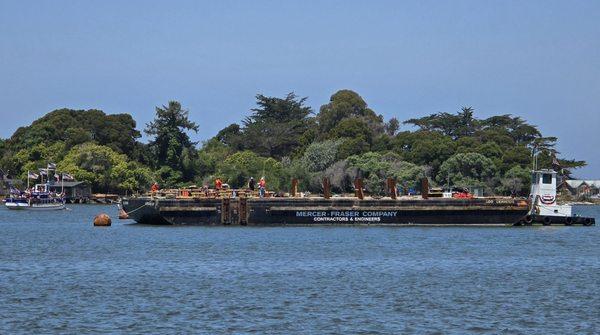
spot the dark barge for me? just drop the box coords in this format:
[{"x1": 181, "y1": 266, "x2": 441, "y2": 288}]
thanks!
[
  {"x1": 121, "y1": 171, "x2": 596, "y2": 227},
  {"x1": 121, "y1": 196, "x2": 537, "y2": 226}
]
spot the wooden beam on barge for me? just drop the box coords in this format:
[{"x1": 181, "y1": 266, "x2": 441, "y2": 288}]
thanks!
[
  {"x1": 354, "y1": 178, "x2": 364, "y2": 200},
  {"x1": 323, "y1": 177, "x2": 331, "y2": 199},
  {"x1": 387, "y1": 177, "x2": 397, "y2": 199},
  {"x1": 291, "y1": 178, "x2": 299, "y2": 197}
]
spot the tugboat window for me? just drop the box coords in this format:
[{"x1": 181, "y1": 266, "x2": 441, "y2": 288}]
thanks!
[{"x1": 542, "y1": 174, "x2": 552, "y2": 184}]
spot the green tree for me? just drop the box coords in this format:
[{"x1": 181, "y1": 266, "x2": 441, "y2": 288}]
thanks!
[
  {"x1": 112, "y1": 161, "x2": 153, "y2": 193},
  {"x1": 145, "y1": 101, "x2": 199, "y2": 181},
  {"x1": 385, "y1": 117, "x2": 400, "y2": 136},
  {"x1": 214, "y1": 123, "x2": 243, "y2": 150},
  {"x1": 437, "y1": 153, "x2": 497, "y2": 188},
  {"x1": 392, "y1": 131, "x2": 456, "y2": 176},
  {"x1": 346, "y1": 152, "x2": 427, "y2": 195},
  {"x1": 155, "y1": 166, "x2": 184, "y2": 189},
  {"x1": 300, "y1": 139, "x2": 344, "y2": 172},
  {"x1": 317, "y1": 90, "x2": 384, "y2": 138},
  {"x1": 496, "y1": 165, "x2": 531, "y2": 196},
  {"x1": 217, "y1": 151, "x2": 285, "y2": 190},
  {"x1": 5, "y1": 109, "x2": 141, "y2": 154},
  {"x1": 404, "y1": 107, "x2": 477, "y2": 140},
  {"x1": 241, "y1": 93, "x2": 313, "y2": 158},
  {"x1": 330, "y1": 118, "x2": 374, "y2": 158},
  {"x1": 9, "y1": 142, "x2": 67, "y2": 180},
  {"x1": 58, "y1": 143, "x2": 151, "y2": 192}
]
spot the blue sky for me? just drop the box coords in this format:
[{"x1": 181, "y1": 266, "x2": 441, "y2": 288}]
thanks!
[{"x1": 1, "y1": 0, "x2": 598, "y2": 177}]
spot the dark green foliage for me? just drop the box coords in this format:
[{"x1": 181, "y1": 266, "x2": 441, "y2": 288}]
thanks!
[
  {"x1": 437, "y1": 152, "x2": 498, "y2": 188},
  {"x1": 214, "y1": 123, "x2": 243, "y2": 150},
  {"x1": 217, "y1": 151, "x2": 285, "y2": 190},
  {"x1": 241, "y1": 93, "x2": 313, "y2": 159},
  {"x1": 144, "y1": 101, "x2": 200, "y2": 184},
  {"x1": 317, "y1": 90, "x2": 384, "y2": 137},
  {"x1": 390, "y1": 131, "x2": 455, "y2": 176},
  {"x1": 155, "y1": 166, "x2": 184, "y2": 189},
  {"x1": 59, "y1": 143, "x2": 151, "y2": 193},
  {"x1": 385, "y1": 117, "x2": 400, "y2": 136},
  {"x1": 6, "y1": 108, "x2": 141, "y2": 154},
  {"x1": 497, "y1": 165, "x2": 531, "y2": 196},
  {"x1": 405, "y1": 106, "x2": 477, "y2": 140},
  {"x1": 300, "y1": 140, "x2": 343, "y2": 173},
  {"x1": 347, "y1": 152, "x2": 427, "y2": 194},
  {"x1": 0, "y1": 90, "x2": 587, "y2": 196},
  {"x1": 0, "y1": 108, "x2": 147, "y2": 187}
]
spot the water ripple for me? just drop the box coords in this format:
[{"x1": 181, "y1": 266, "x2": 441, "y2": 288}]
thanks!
[{"x1": 0, "y1": 205, "x2": 599, "y2": 334}]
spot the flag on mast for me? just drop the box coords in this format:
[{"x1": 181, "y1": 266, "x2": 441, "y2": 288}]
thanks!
[
  {"x1": 28, "y1": 171, "x2": 39, "y2": 179},
  {"x1": 47, "y1": 163, "x2": 56, "y2": 170},
  {"x1": 62, "y1": 173, "x2": 74, "y2": 181}
]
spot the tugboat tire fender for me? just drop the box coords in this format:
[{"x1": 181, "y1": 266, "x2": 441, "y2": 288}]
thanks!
[
  {"x1": 564, "y1": 216, "x2": 573, "y2": 225},
  {"x1": 543, "y1": 216, "x2": 551, "y2": 225},
  {"x1": 583, "y1": 218, "x2": 592, "y2": 226},
  {"x1": 524, "y1": 215, "x2": 533, "y2": 224}
]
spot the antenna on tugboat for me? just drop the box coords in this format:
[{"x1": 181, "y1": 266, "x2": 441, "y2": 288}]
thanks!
[{"x1": 531, "y1": 146, "x2": 540, "y2": 171}]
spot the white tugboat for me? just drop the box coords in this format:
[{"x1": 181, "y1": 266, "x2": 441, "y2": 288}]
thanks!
[{"x1": 525, "y1": 169, "x2": 594, "y2": 225}]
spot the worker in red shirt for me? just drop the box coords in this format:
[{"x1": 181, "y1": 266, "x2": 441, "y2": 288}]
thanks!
[{"x1": 215, "y1": 178, "x2": 223, "y2": 190}]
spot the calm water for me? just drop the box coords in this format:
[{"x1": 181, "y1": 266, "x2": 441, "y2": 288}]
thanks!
[{"x1": 1, "y1": 205, "x2": 599, "y2": 334}]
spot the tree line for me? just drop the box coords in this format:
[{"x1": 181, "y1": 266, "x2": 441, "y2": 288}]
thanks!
[{"x1": 0, "y1": 90, "x2": 585, "y2": 195}]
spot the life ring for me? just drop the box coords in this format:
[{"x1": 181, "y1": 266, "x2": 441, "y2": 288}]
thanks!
[{"x1": 543, "y1": 216, "x2": 552, "y2": 225}]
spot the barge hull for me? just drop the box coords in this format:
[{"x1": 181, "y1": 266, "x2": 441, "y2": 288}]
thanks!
[{"x1": 121, "y1": 197, "x2": 532, "y2": 226}]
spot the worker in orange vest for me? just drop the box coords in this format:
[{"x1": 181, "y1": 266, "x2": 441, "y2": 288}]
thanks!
[{"x1": 151, "y1": 182, "x2": 159, "y2": 195}]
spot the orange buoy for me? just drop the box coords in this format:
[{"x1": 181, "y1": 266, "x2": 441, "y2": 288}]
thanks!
[
  {"x1": 118, "y1": 208, "x2": 129, "y2": 219},
  {"x1": 94, "y1": 213, "x2": 112, "y2": 226}
]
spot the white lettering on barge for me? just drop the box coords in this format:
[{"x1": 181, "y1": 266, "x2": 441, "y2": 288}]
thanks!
[{"x1": 294, "y1": 210, "x2": 398, "y2": 222}]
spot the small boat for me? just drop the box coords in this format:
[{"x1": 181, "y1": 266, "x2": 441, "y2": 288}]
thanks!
[{"x1": 4, "y1": 183, "x2": 66, "y2": 211}]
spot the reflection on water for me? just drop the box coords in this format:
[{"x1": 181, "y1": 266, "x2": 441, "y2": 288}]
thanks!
[{"x1": 1, "y1": 205, "x2": 599, "y2": 334}]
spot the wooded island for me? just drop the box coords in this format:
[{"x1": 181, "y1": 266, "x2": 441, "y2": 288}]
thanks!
[{"x1": 0, "y1": 90, "x2": 585, "y2": 196}]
